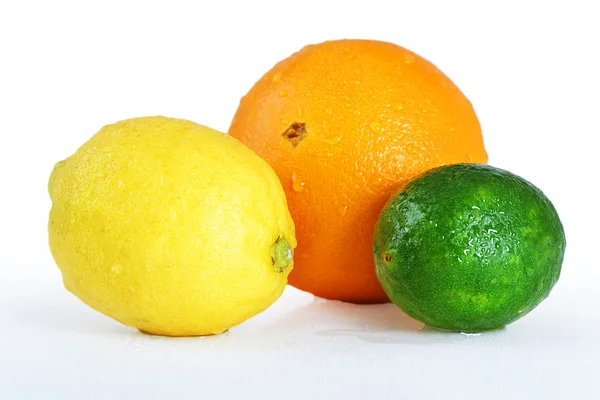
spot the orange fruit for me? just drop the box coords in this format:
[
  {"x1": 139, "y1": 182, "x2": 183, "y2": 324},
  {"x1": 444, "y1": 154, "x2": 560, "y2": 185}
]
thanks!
[{"x1": 229, "y1": 39, "x2": 487, "y2": 303}]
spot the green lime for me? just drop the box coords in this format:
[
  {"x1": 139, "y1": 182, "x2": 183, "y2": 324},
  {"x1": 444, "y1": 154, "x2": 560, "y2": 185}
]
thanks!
[{"x1": 373, "y1": 164, "x2": 565, "y2": 332}]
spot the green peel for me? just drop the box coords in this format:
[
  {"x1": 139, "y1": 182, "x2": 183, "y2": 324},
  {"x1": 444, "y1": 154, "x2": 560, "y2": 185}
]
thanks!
[{"x1": 271, "y1": 237, "x2": 293, "y2": 273}]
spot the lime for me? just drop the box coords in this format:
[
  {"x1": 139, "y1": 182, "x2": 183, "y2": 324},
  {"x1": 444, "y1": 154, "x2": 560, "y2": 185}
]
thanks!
[{"x1": 373, "y1": 164, "x2": 565, "y2": 332}]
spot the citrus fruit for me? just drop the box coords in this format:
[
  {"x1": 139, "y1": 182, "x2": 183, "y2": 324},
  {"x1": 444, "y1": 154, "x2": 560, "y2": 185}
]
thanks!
[
  {"x1": 48, "y1": 116, "x2": 296, "y2": 336},
  {"x1": 229, "y1": 39, "x2": 488, "y2": 303},
  {"x1": 373, "y1": 164, "x2": 566, "y2": 332}
]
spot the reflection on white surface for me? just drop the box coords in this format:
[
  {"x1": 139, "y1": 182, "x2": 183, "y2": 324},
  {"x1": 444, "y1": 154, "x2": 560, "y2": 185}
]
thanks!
[
  {"x1": 1, "y1": 267, "x2": 599, "y2": 399},
  {"x1": 315, "y1": 328, "x2": 485, "y2": 345}
]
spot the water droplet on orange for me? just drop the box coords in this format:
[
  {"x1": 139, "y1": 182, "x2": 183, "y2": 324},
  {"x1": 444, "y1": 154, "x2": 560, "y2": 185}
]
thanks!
[
  {"x1": 323, "y1": 135, "x2": 342, "y2": 145},
  {"x1": 369, "y1": 121, "x2": 383, "y2": 134},
  {"x1": 291, "y1": 171, "x2": 305, "y2": 192},
  {"x1": 272, "y1": 72, "x2": 282, "y2": 83}
]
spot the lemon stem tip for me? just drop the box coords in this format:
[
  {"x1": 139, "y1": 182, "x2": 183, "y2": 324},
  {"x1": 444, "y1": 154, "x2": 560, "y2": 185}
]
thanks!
[{"x1": 271, "y1": 237, "x2": 293, "y2": 272}]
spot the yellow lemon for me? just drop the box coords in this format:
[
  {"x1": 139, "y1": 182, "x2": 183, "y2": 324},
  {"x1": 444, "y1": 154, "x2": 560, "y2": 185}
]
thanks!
[{"x1": 48, "y1": 116, "x2": 296, "y2": 336}]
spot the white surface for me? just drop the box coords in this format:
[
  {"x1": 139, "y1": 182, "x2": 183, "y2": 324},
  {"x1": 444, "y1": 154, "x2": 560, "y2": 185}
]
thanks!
[
  {"x1": 2, "y1": 266, "x2": 599, "y2": 399},
  {"x1": 1, "y1": 1, "x2": 599, "y2": 399}
]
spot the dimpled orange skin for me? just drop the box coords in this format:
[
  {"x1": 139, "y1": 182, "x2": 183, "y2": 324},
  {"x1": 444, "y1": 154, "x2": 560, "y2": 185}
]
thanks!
[{"x1": 229, "y1": 39, "x2": 487, "y2": 303}]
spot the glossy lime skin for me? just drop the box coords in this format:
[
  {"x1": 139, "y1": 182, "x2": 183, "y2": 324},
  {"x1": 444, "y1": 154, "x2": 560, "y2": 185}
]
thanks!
[{"x1": 373, "y1": 164, "x2": 566, "y2": 332}]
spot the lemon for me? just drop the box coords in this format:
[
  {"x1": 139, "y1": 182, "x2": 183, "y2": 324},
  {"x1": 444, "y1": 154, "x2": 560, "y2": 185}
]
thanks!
[{"x1": 48, "y1": 116, "x2": 296, "y2": 336}]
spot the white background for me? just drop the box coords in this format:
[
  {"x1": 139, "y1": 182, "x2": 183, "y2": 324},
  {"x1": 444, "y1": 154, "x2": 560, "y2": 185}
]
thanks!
[{"x1": 1, "y1": 1, "x2": 598, "y2": 399}]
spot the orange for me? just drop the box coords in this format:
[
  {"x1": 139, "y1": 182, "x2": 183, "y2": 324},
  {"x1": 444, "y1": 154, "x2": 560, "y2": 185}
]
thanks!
[{"x1": 229, "y1": 39, "x2": 487, "y2": 303}]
